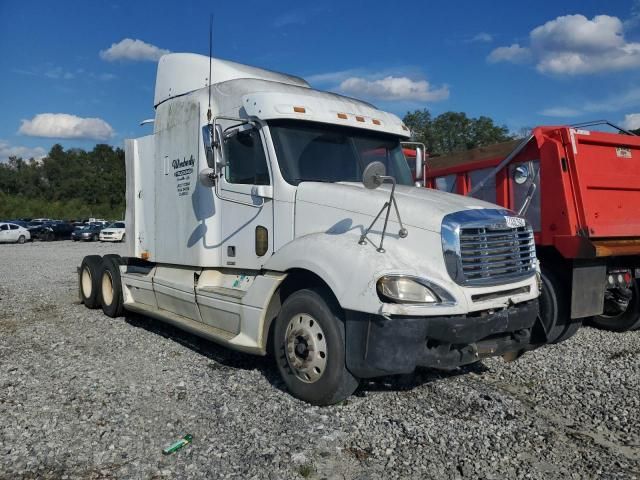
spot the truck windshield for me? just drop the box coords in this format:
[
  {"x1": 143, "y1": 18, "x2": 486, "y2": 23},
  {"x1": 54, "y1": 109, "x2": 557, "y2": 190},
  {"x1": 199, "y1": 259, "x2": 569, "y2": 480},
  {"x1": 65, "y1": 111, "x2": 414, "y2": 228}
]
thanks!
[{"x1": 268, "y1": 120, "x2": 413, "y2": 186}]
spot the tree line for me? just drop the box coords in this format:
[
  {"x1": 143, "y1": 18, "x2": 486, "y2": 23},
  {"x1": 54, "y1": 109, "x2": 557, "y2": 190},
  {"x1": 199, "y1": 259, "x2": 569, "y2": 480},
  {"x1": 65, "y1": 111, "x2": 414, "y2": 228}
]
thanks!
[
  {"x1": 0, "y1": 144, "x2": 125, "y2": 220},
  {"x1": 402, "y1": 109, "x2": 513, "y2": 156}
]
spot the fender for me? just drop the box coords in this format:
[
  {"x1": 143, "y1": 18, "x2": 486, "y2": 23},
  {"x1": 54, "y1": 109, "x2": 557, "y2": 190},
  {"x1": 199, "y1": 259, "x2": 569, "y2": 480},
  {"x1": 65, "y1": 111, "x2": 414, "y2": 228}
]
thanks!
[{"x1": 264, "y1": 231, "x2": 448, "y2": 314}]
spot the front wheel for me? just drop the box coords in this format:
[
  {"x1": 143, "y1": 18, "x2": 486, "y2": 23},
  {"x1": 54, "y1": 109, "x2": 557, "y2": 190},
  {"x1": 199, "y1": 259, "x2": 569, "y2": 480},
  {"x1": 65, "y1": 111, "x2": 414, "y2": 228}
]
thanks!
[
  {"x1": 590, "y1": 280, "x2": 640, "y2": 332},
  {"x1": 539, "y1": 266, "x2": 581, "y2": 344},
  {"x1": 273, "y1": 289, "x2": 359, "y2": 405}
]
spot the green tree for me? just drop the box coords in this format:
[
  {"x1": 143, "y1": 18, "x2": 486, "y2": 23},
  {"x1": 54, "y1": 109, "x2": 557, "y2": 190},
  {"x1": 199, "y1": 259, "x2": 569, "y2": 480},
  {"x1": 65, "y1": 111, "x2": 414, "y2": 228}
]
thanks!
[
  {"x1": 403, "y1": 109, "x2": 513, "y2": 156},
  {"x1": 0, "y1": 144, "x2": 125, "y2": 219}
]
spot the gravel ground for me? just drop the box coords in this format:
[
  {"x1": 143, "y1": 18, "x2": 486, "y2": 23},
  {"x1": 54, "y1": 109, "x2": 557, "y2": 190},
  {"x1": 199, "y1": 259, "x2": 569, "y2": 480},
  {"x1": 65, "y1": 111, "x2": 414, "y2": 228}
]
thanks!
[{"x1": 0, "y1": 241, "x2": 639, "y2": 479}]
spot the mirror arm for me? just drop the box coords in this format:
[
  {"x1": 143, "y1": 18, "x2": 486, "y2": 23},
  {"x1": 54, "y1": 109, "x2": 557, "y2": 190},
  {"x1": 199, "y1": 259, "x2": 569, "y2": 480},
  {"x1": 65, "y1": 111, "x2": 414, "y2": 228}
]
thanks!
[{"x1": 358, "y1": 175, "x2": 408, "y2": 253}]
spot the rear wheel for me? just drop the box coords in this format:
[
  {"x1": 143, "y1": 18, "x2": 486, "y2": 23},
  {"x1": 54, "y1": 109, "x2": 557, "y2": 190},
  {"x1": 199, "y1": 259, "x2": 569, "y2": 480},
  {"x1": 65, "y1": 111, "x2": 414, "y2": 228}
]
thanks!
[
  {"x1": 273, "y1": 288, "x2": 359, "y2": 405},
  {"x1": 539, "y1": 266, "x2": 581, "y2": 344},
  {"x1": 100, "y1": 256, "x2": 124, "y2": 318},
  {"x1": 17, "y1": 235, "x2": 25, "y2": 244},
  {"x1": 590, "y1": 280, "x2": 640, "y2": 332},
  {"x1": 79, "y1": 255, "x2": 103, "y2": 309}
]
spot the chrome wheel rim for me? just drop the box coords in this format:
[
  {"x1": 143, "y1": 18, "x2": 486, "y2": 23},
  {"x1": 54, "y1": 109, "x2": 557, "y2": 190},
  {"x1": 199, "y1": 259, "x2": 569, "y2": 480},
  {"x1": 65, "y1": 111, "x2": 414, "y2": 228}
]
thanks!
[
  {"x1": 101, "y1": 271, "x2": 114, "y2": 306},
  {"x1": 81, "y1": 267, "x2": 92, "y2": 298},
  {"x1": 285, "y1": 313, "x2": 327, "y2": 383}
]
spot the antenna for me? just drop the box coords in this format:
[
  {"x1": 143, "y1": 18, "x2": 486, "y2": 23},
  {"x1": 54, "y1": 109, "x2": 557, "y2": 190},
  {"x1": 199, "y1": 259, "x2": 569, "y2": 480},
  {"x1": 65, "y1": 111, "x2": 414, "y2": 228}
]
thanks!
[{"x1": 207, "y1": 13, "x2": 213, "y2": 124}]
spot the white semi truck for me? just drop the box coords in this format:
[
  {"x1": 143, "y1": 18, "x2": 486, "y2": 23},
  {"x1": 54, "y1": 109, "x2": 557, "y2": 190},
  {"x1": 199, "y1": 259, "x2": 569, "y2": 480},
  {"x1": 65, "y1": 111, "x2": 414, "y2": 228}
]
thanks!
[{"x1": 79, "y1": 53, "x2": 542, "y2": 405}]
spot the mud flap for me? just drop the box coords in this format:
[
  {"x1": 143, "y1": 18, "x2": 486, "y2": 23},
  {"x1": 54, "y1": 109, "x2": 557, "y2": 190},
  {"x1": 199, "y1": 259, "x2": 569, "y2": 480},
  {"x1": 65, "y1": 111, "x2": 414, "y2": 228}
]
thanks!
[{"x1": 571, "y1": 263, "x2": 606, "y2": 318}]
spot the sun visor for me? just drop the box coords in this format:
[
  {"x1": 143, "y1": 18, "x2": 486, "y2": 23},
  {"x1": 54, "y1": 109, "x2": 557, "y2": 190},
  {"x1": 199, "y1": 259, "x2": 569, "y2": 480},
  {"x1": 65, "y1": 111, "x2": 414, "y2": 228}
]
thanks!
[{"x1": 241, "y1": 92, "x2": 410, "y2": 138}]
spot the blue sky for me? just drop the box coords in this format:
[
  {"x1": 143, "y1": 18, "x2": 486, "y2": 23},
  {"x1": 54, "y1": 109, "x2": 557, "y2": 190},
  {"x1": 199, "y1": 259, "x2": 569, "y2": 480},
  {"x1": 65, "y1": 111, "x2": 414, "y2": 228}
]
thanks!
[{"x1": 1, "y1": 0, "x2": 640, "y2": 161}]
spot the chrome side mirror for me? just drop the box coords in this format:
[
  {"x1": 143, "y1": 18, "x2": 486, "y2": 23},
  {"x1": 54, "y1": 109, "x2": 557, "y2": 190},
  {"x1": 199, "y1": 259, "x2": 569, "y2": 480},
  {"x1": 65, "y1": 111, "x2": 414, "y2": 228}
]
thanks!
[
  {"x1": 415, "y1": 146, "x2": 424, "y2": 180},
  {"x1": 362, "y1": 161, "x2": 386, "y2": 189},
  {"x1": 202, "y1": 125, "x2": 215, "y2": 169},
  {"x1": 200, "y1": 124, "x2": 217, "y2": 187},
  {"x1": 214, "y1": 123, "x2": 226, "y2": 170},
  {"x1": 513, "y1": 164, "x2": 529, "y2": 185}
]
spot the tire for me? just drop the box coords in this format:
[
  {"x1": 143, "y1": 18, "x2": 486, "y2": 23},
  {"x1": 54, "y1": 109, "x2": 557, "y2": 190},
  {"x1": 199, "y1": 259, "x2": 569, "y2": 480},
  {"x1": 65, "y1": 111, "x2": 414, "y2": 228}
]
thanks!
[
  {"x1": 79, "y1": 255, "x2": 103, "y2": 309},
  {"x1": 92, "y1": 235, "x2": 98, "y2": 242},
  {"x1": 273, "y1": 288, "x2": 359, "y2": 405},
  {"x1": 590, "y1": 280, "x2": 640, "y2": 332},
  {"x1": 539, "y1": 266, "x2": 581, "y2": 344},
  {"x1": 120, "y1": 234, "x2": 126, "y2": 243},
  {"x1": 100, "y1": 256, "x2": 124, "y2": 318},
  {"x1": 17, "y1": 235, "x2": 25, "y2": 244}
]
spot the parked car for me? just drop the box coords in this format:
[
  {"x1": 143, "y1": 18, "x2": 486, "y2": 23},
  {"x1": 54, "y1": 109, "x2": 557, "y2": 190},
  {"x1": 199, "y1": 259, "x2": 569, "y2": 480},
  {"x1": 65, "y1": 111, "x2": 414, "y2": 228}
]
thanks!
[
  {"x1": 28, "y1": 221, "x2": 75, "y2": 241},
  {"x1": 99, "y1": 222, "x2": 126, "y2": 242},
  {"x1": 71, "y1": 224, "x2": 103, "y2": 242},
  {"x1": 0, "y1": 222, "x2": 31, "y2": 244}
]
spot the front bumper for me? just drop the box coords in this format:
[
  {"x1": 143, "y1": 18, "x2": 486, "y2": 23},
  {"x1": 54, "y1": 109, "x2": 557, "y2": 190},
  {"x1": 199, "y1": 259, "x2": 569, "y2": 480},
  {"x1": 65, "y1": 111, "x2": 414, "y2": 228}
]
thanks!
[{"x1": 345, "y1": 300, "x2": 541, "y2": 378}]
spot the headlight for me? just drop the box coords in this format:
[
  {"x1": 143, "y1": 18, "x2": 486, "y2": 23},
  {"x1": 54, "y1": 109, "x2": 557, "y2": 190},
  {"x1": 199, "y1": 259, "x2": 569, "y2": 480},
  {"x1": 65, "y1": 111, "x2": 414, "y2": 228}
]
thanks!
[{"x1": 377, "y1": 275, "x2": 440, "y2": 304}]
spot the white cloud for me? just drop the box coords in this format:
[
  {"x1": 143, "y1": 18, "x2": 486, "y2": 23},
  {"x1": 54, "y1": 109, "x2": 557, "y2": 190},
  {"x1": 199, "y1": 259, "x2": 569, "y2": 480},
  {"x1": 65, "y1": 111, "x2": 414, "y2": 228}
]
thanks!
[
  {"x1": 0, "y1": 140, "x2": 46, "y2": 163},
  {"x1": 539, "y1": 107, "x2": 583, "y2": 117},
  {"x1": 470, "y1": 32, "x2": 494, "y2": 43},
  {"x1": 489, "y1": 14, "x2": 640, "y2": 75},
  {"x1": 19, "y1": 113, "x2": 114, "y2": 140},
  {"x1": 100, "y1": 38, "x2": 170, "y2": 62},
  {"x1": 339, "y1": 76, "x2": 449, "y2": 102},
  {"x1": 487, "y1": 44, "x2": 531, "y2": 64},
  {"x1": 622, "y1": 113, "x2": 640, "y2": 130}
]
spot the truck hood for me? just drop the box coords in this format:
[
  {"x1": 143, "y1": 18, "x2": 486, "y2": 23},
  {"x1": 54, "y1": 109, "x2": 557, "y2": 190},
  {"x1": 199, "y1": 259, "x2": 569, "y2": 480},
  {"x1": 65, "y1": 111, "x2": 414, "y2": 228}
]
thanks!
[{"x1": 296, "y1": 182, "x2": 502, "y2": 233}]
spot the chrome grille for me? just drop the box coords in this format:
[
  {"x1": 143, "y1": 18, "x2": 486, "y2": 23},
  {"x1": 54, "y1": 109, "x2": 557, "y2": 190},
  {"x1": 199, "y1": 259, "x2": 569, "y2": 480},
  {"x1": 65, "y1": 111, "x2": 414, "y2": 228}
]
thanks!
[
  {"x1": 459, "y1": 226, "x2": 535, "y2": 285},
  {"x1": 441, "y1": 209, "x2": 537, "y2": 287}
]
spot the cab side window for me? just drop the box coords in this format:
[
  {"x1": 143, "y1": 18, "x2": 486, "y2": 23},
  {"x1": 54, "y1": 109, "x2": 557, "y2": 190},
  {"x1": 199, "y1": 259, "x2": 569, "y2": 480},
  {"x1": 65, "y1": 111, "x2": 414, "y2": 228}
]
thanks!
[
  {"x1": 0, "y1": 224, "x2": 8, "y2": 231},
  {"x1": 9, "y1": 224, "x2": 19, "y2": 230},
  {"x1": 224, "y1": 129, "x2": 270, "y2": 185}
]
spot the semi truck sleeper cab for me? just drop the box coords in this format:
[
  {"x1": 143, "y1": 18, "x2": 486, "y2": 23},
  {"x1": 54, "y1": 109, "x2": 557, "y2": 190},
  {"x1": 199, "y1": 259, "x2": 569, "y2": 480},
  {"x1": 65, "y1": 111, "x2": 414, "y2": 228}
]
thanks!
[{"x1": 79, "y1": 53, "x2": 542, "y2": 405}]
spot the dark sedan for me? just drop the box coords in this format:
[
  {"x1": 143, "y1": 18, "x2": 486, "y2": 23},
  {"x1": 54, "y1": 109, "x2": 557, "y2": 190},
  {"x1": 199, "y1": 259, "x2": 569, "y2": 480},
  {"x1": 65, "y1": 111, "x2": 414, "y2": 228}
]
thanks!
[
  {"x1": 71, "y1": 224, "x2": 103, "y2": 242},
  {"x1": 28, "y1": 221, "x2": 75, "y2": 241}
]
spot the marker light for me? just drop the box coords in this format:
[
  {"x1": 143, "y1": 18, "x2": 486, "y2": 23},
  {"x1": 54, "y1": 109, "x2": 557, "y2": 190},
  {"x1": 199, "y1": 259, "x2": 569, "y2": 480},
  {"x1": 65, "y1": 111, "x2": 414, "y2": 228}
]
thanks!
[
  {"x1": 293, "y1": 106, "x2": 306, "y2": 113},
  {"x1": 337, "y1": 113, "x2": 348, "y2": 119}
]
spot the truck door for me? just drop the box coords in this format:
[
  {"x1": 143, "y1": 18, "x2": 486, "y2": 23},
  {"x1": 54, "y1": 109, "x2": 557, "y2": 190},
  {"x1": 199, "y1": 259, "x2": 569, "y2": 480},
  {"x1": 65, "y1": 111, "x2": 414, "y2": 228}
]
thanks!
[{"x1": 216, "y1": 125, "x2": 274, "y2": 270}]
